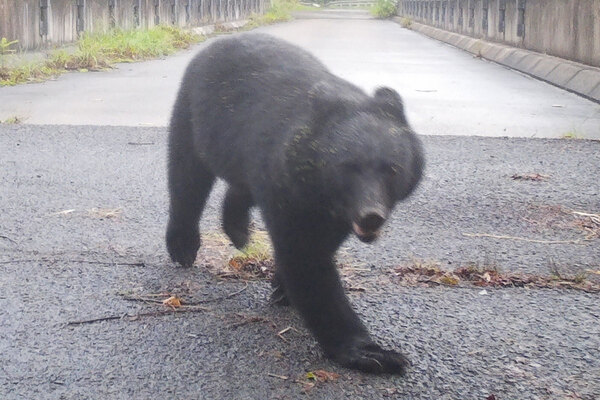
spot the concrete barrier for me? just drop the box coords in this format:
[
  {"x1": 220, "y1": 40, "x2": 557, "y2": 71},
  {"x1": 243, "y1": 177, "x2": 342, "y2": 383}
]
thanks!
[
  {"x1": 397, "y1": 0, "x2": 600, "y2": 69},
  {"x1": 0, "y1": 0, "x2": 266, "y2": 51},
  {"x1": 398, "y1": 19, "x2": 600, "y2": 102}
]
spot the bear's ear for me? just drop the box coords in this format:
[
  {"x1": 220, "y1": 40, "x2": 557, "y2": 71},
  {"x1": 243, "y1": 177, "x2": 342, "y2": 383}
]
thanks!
[
  {"x1": 373, "y1": 87, "x2": 407, "y2": 124},
  {"x1": 308, "y1": 81, "x2": 350, "y2": 126}
]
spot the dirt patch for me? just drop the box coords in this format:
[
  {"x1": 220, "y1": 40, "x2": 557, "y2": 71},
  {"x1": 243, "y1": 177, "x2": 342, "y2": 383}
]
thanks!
[
  {"x1": 390, "y1": 261, "x2": 600, "y2": 293},
  {"x1": 226, "y1": 256, "x2": 276, "y2": 280},
  {"x1": 198, "y1": 230, "x2": 275, "y2": 280},
  {"x1": 523, "y1": 205, "x2": 600, "y2": 240},
  {"x1": 511, "y1": 173, "x2": 549, "y2": 182}
]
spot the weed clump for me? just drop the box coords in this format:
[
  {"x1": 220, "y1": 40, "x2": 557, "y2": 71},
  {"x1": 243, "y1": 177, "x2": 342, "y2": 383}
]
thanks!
[
  {"x1": 0, "y1": 26, "x2": 201, "y2": 86},
  {"x1": 246, "y1": 0, "x2": 298, "y2": 28},
  {"x1": 370, "y1": 0, "x2": 397, "y2": 19}
]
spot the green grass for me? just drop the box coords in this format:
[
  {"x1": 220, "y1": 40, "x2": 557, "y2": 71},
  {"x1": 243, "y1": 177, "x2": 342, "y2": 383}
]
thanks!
[
  {"x1": 246, "y1": 0, "x2": 298, "y2": 28},
  {"x1": 562, "y1": 130, "x2": 584, "y2": 139},
  {"x1": 400, "y1": 16, "x2": 412, "y2": 28},
  {"x1": 233, "y1": 230, "x2": 272, "y2": 263},
  {"x1": 370, "y1": 0, "x2": 397, "y2": 18},
  {"x1": 1, "y1": 115, "x2": 22, "y2": 124},
  {"x1": 0, "y1": 25, "x2": 202, "y2": 86}
]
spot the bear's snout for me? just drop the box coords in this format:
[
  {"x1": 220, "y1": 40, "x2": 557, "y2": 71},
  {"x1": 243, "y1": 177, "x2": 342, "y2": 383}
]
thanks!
[{"x1": 353, "y1": 210, "x2": 386, "y2": 243}]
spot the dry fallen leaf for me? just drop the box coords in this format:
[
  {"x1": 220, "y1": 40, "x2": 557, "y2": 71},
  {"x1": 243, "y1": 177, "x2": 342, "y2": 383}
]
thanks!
[
  {"x1": 439, "y1": 275, "x2": 459, "y2": 286},
  {"x1": 88, "y1": 207, "x2": 122, "y2": 219},
  {"x1": 511, "y1": 173, "x2": 549, "y2": 181},
  {"x1": 162, "y1": 296, "x2": 182, "y2": 308},
  {"x1": 50, "y1": 209, "x2": 76, "y2": 216},
  {"x1": 586, "y1": 269, "x2": 600, "y2": 275},
  {"x1": 306, "y1": 370, "x2": 340, "y2": 383}
]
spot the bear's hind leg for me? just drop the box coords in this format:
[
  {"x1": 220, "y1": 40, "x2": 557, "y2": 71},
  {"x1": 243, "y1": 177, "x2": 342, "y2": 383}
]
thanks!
[{"x1": 222, "y1": 185, "x2": 253, "y2": 250}]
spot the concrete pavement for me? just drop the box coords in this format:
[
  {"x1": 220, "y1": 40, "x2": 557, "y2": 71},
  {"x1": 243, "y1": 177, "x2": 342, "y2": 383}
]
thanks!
[
  {"x1": 400, "y1": 19, "x2": 600, "y2": 103},
  {"x1": 1, "y1": 10, "x2": 599, "y2": 138}
]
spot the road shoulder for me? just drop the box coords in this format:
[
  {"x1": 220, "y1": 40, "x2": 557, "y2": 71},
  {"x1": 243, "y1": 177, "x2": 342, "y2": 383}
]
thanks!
[{"x1": 395, "y1": 18, "x2": 600, "y2": 103}]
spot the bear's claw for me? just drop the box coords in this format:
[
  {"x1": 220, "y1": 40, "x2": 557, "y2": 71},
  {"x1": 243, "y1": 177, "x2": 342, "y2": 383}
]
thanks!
[{"x1": 331, "y1": 341, "x2": 409, "y2": 375}]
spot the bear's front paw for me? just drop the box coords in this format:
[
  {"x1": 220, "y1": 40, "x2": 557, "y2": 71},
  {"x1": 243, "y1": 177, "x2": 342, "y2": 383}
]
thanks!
[
  {"x1": 330, "y1": 340, "x2": 409, "y2": 375},
  {"x1": 166, "y1": 225, "x2": 200, "y2": 267}
]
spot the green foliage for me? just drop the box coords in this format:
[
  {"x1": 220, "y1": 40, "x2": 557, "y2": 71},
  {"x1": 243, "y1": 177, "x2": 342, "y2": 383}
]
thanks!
[
  {"x1": 562, "y1": 130, "x2": 583, "y2": 139},
  {"x1": 0, "y1": 26, "x2": 201, "y2": 86},
  {"x1": 76, "y1": 25, "x2": 202, "y2": 65},
  {"x1": 1, "y1": 115, "x2": 22, "y2": 124},
  {"x1": 234, "y1": 231, "x2": 272, "y2": 262},
  {"x1": 247, "y1": 0, "x2": 297, "y2": 28},
  {"x1": 0, "y1": 38, "x2": 18, "y2": 58},
  {"x1": 0, "y1": 61, "x2": 61, "y2": 86},
  {"x1": 0, "y1": 37, "x2": 19, "y2": 70},
  {"x1": 370, "y1": 0, "x2": 397, "y2": 18}
]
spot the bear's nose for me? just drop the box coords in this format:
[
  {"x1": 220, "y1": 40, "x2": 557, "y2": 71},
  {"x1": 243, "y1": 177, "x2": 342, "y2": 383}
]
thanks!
[{"x1": 359, "y1": 212, "x2": 385, "y2": 233}]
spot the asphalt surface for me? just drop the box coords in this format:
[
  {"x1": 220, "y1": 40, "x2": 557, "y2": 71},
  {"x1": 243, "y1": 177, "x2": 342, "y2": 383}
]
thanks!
[
  {"x1": 1, "y1": 124, "x2": 599, "y2": 399},
  {"x1": 1, "y1": 10, "x2": 599, "y2": 138},
  {"x1": 1, "y1": 9, "x2": 600, "y2": 400}
]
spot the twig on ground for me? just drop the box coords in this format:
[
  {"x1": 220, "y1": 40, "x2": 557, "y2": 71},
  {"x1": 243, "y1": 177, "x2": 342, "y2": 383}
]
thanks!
[
  {"x1": 267, "y1": 373, "x2": 289, "y2": 380},
  {"x1": 277, "y1": 326, "x2": 301, "y2": 342},
  {"x1": 463, "y1": 233, "x2": 583, "y2": 245},
  {"x1": 0, "y1": 258, "x2": 145, "y2": 266},
  {"x1": 66, "y1": 306, "x2": 209, "y2": 326},
  {"x1": 121, "y1": 282, "x2": 249, "y2": 305},
  {"x1": 66, "y1": 314, "x2": 128, "y2": 325},
  {"x1": 70, "y1": 259, "x2": 146, "y2": 267},
  {"x1": 227, "y1": 314, "x2": 271, "y2": 329},
  {"x1": 0, "y1": 235, "x2": 17, "y2": 245},
  {"x1": 0, "y1": 259, "x2": 39, "y2": 264}
]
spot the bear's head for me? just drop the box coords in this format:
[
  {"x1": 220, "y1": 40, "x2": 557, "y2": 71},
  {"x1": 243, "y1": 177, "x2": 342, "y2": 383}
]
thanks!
[{"x1": 289, "y1": 84, "x2": 424, "y2": 243}]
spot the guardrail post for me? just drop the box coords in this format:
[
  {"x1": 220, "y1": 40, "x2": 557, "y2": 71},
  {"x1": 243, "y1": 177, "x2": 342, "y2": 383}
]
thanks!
[
  {"x1": 109, "y1": 0, "x2": 116, "y2": 28},
  {"x1": 154, "y1": 0, "x2": 160, "y2": 25},
  {"x1": 517, "y1": 0, "x2": 525, "y2": 38},
  {"x1": 134, "y1": 0, "x2": 141, "y2": 27},
  {"x1": 39, "y1": 0, "x2": 49, "y2": 37},
  {"x1": 171, "y1": 0, "x2": 177, "y2": 25},
  {"x1": 498, "y1": 0, "x2": 506, "y2": 34},
  {"x1": 76, "y1": 0, "x2": 85, "y2": 35},
  {"x1": 482, "y1": 0, "x2": 488, "y2": 32}
]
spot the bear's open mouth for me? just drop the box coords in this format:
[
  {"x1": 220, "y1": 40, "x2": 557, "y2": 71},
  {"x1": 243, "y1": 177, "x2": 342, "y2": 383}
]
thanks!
[{"x1": 352, "y1": 222, "x2": 380, "y2": 243}]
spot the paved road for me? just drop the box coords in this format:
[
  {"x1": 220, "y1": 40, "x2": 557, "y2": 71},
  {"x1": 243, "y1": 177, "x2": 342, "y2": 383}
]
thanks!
[
  {"x1": 1, "y1": 10, "x2": 600, "y2": 400},
  {"x1": 1, "y1": 10, "x2": 599, "y2": 138},
  {"x1": 1, "y1": 124, "x2": 599, "y2": 399}
]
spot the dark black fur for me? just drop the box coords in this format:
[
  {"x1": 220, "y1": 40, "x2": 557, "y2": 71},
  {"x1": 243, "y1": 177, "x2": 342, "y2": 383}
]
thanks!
[{"x1": 167, "y1": 33, "x2": 424, "y2": 374}]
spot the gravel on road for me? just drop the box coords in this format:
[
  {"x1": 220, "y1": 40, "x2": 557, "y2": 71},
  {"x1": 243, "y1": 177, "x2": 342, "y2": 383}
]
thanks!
[{"x1": 1, "y1": 125, "x2": 598, "y2": 399}]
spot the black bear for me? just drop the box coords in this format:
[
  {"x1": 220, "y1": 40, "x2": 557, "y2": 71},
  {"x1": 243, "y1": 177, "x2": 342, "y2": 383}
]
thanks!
[{"x1": 167, "y1": 33, "x2": 424, "y2": 374}]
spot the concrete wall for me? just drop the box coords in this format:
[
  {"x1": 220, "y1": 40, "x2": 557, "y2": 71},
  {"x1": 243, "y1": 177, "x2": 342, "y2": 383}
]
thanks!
[
  {"x1": 0, "y1": 0, "x2": 266, "y2": 50},
  {"x1": 397, "y1": 0, "x2": 600, "y2": 68}
]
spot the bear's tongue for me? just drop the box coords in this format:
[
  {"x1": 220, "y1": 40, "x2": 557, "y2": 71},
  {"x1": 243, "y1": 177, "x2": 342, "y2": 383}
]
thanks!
[{"x1": 352, "y1": 222, "x2": 379, "y2": 243}]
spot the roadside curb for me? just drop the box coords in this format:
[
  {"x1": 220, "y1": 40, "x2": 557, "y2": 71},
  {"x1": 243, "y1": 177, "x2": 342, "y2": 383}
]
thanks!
[
  {"x1": 393, "y1": 18, "x2": 600, "y2": 103},
  {"x1": 192, "y1": 19, "x2": 249, "y2": 35}
]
